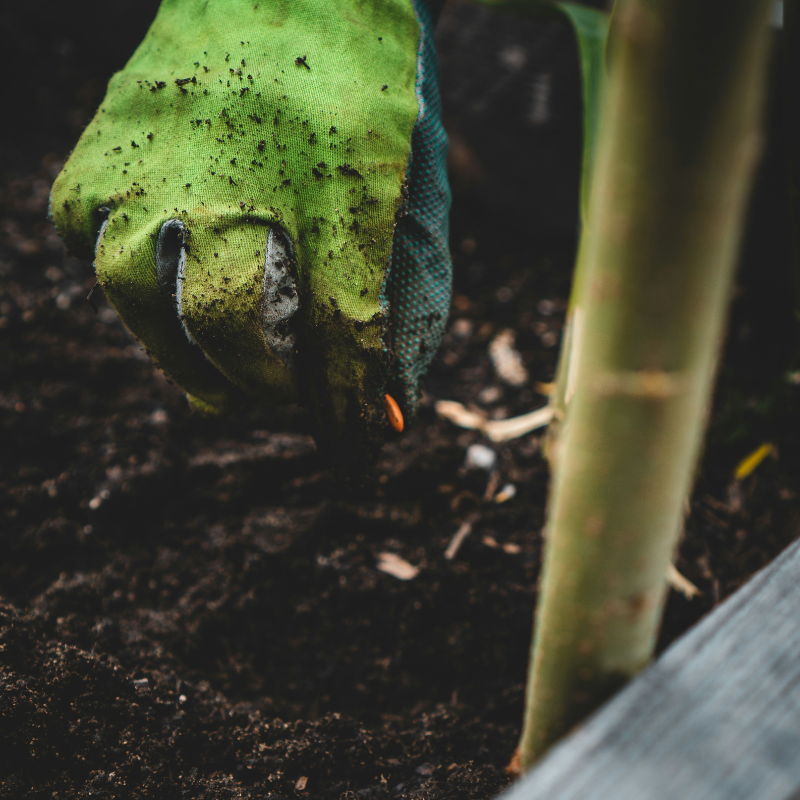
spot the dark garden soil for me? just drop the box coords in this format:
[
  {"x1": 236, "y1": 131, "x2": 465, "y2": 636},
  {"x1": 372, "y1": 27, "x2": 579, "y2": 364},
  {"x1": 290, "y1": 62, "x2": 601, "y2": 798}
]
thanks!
[{"x1": 3, "y1": 2, "x2": 800, "y2": 798}]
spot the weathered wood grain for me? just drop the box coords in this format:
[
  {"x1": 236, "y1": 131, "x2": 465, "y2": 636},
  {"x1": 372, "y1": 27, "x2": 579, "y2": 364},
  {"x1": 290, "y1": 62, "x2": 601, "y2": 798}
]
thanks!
[{"x1": 503, "y1": 536, "x2": 800, "y2": 800}]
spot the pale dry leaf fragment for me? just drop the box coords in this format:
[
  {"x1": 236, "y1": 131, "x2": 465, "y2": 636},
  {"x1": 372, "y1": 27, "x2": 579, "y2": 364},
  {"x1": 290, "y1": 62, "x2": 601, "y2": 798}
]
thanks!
[
  {"x1": 494, "y1": 483, "x2": 517, "y2": 503},
  {"x1": 483, "y1": 406, "x2": 553, "y2": 441},
  {"x1": 376, "y1": 552, "x2": 419, "y2": 580},
  {"x1": 435, "y1": 399, "x2": 553, "y2": 442},
  {"x1": 483, "y1": 470, "x2": 501, "y2": 500},
  {"x1": 295, "y1": 776, "x2": 308, "y2": 792},
  {"x1": 489, "y1": 329, "x2": 529, "y2": 386},
  {"x1": 666, "y1": 562, "x2": 702, "y2": 599},
  {"x1": 483, "y1": 534, "x2": 521, "y2": 554},
  {"x1": 435, "y1": 399, "x2": 486, "y2": 430},
  {"x1": 445, "y1": 513, "x2": 479, "y2": 560}
]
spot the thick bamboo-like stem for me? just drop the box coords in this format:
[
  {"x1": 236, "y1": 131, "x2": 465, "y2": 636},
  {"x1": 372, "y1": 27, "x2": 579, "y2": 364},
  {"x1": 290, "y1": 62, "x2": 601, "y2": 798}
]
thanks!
[{"x1": 519, "y1": 0, "x2": 774, "y2": 769}]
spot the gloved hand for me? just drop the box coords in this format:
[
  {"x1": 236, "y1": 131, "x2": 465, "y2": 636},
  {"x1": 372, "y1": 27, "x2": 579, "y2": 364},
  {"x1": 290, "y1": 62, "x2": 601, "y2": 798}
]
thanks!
[{"x1": 50, "y1": 0, "x2": 451, "y2": 479}]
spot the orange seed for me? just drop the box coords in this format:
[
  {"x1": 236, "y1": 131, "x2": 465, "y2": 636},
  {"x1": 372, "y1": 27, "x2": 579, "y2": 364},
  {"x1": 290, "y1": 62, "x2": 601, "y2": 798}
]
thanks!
[{"x1": 384, "y1": 393, "x2": 404, "y2": 432}]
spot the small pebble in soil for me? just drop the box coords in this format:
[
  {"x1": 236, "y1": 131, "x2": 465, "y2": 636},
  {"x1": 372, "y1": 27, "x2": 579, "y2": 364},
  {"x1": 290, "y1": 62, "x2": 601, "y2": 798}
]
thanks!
[{"x1": 464, "y1": 443, "x2": 497, "y2": 471}]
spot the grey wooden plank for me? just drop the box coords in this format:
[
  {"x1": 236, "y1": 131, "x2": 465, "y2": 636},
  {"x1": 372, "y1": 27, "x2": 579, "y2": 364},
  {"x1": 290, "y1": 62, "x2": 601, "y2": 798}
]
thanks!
[{"x1": 502, "y1": 535, "x2": 800, "y2": 800}]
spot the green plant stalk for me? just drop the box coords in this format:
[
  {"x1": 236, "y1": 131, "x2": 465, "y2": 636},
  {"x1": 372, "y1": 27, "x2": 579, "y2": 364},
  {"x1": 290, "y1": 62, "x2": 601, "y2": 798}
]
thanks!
[
  {"x1": 544, "y1": 225, "x2": 588, "y2": 466},
  {"x1": 558, "y1": 2, "x2": 609, "y2": 220},
  {"x1": 519, "y1": 0, "x2": 774, "y2": 769},
  {"x1": 479, "y1": 1, "x2": 609, "y2": 468},
  {"x1": 542, "y1": 1, "x2": 609, "y2": 466}
]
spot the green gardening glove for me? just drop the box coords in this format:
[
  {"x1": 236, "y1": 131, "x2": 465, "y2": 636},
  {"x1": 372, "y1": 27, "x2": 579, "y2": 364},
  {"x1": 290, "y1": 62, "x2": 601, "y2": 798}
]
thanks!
[{"x1": 50, "y1": 0, "x2": 451, "y2": 479}]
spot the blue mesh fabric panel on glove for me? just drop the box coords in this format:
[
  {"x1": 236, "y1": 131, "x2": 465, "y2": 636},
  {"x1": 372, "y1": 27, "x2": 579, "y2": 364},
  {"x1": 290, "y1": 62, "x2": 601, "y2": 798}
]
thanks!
[{"x1": 383, "y1": 0, "x2": 453, "y2": 414}]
